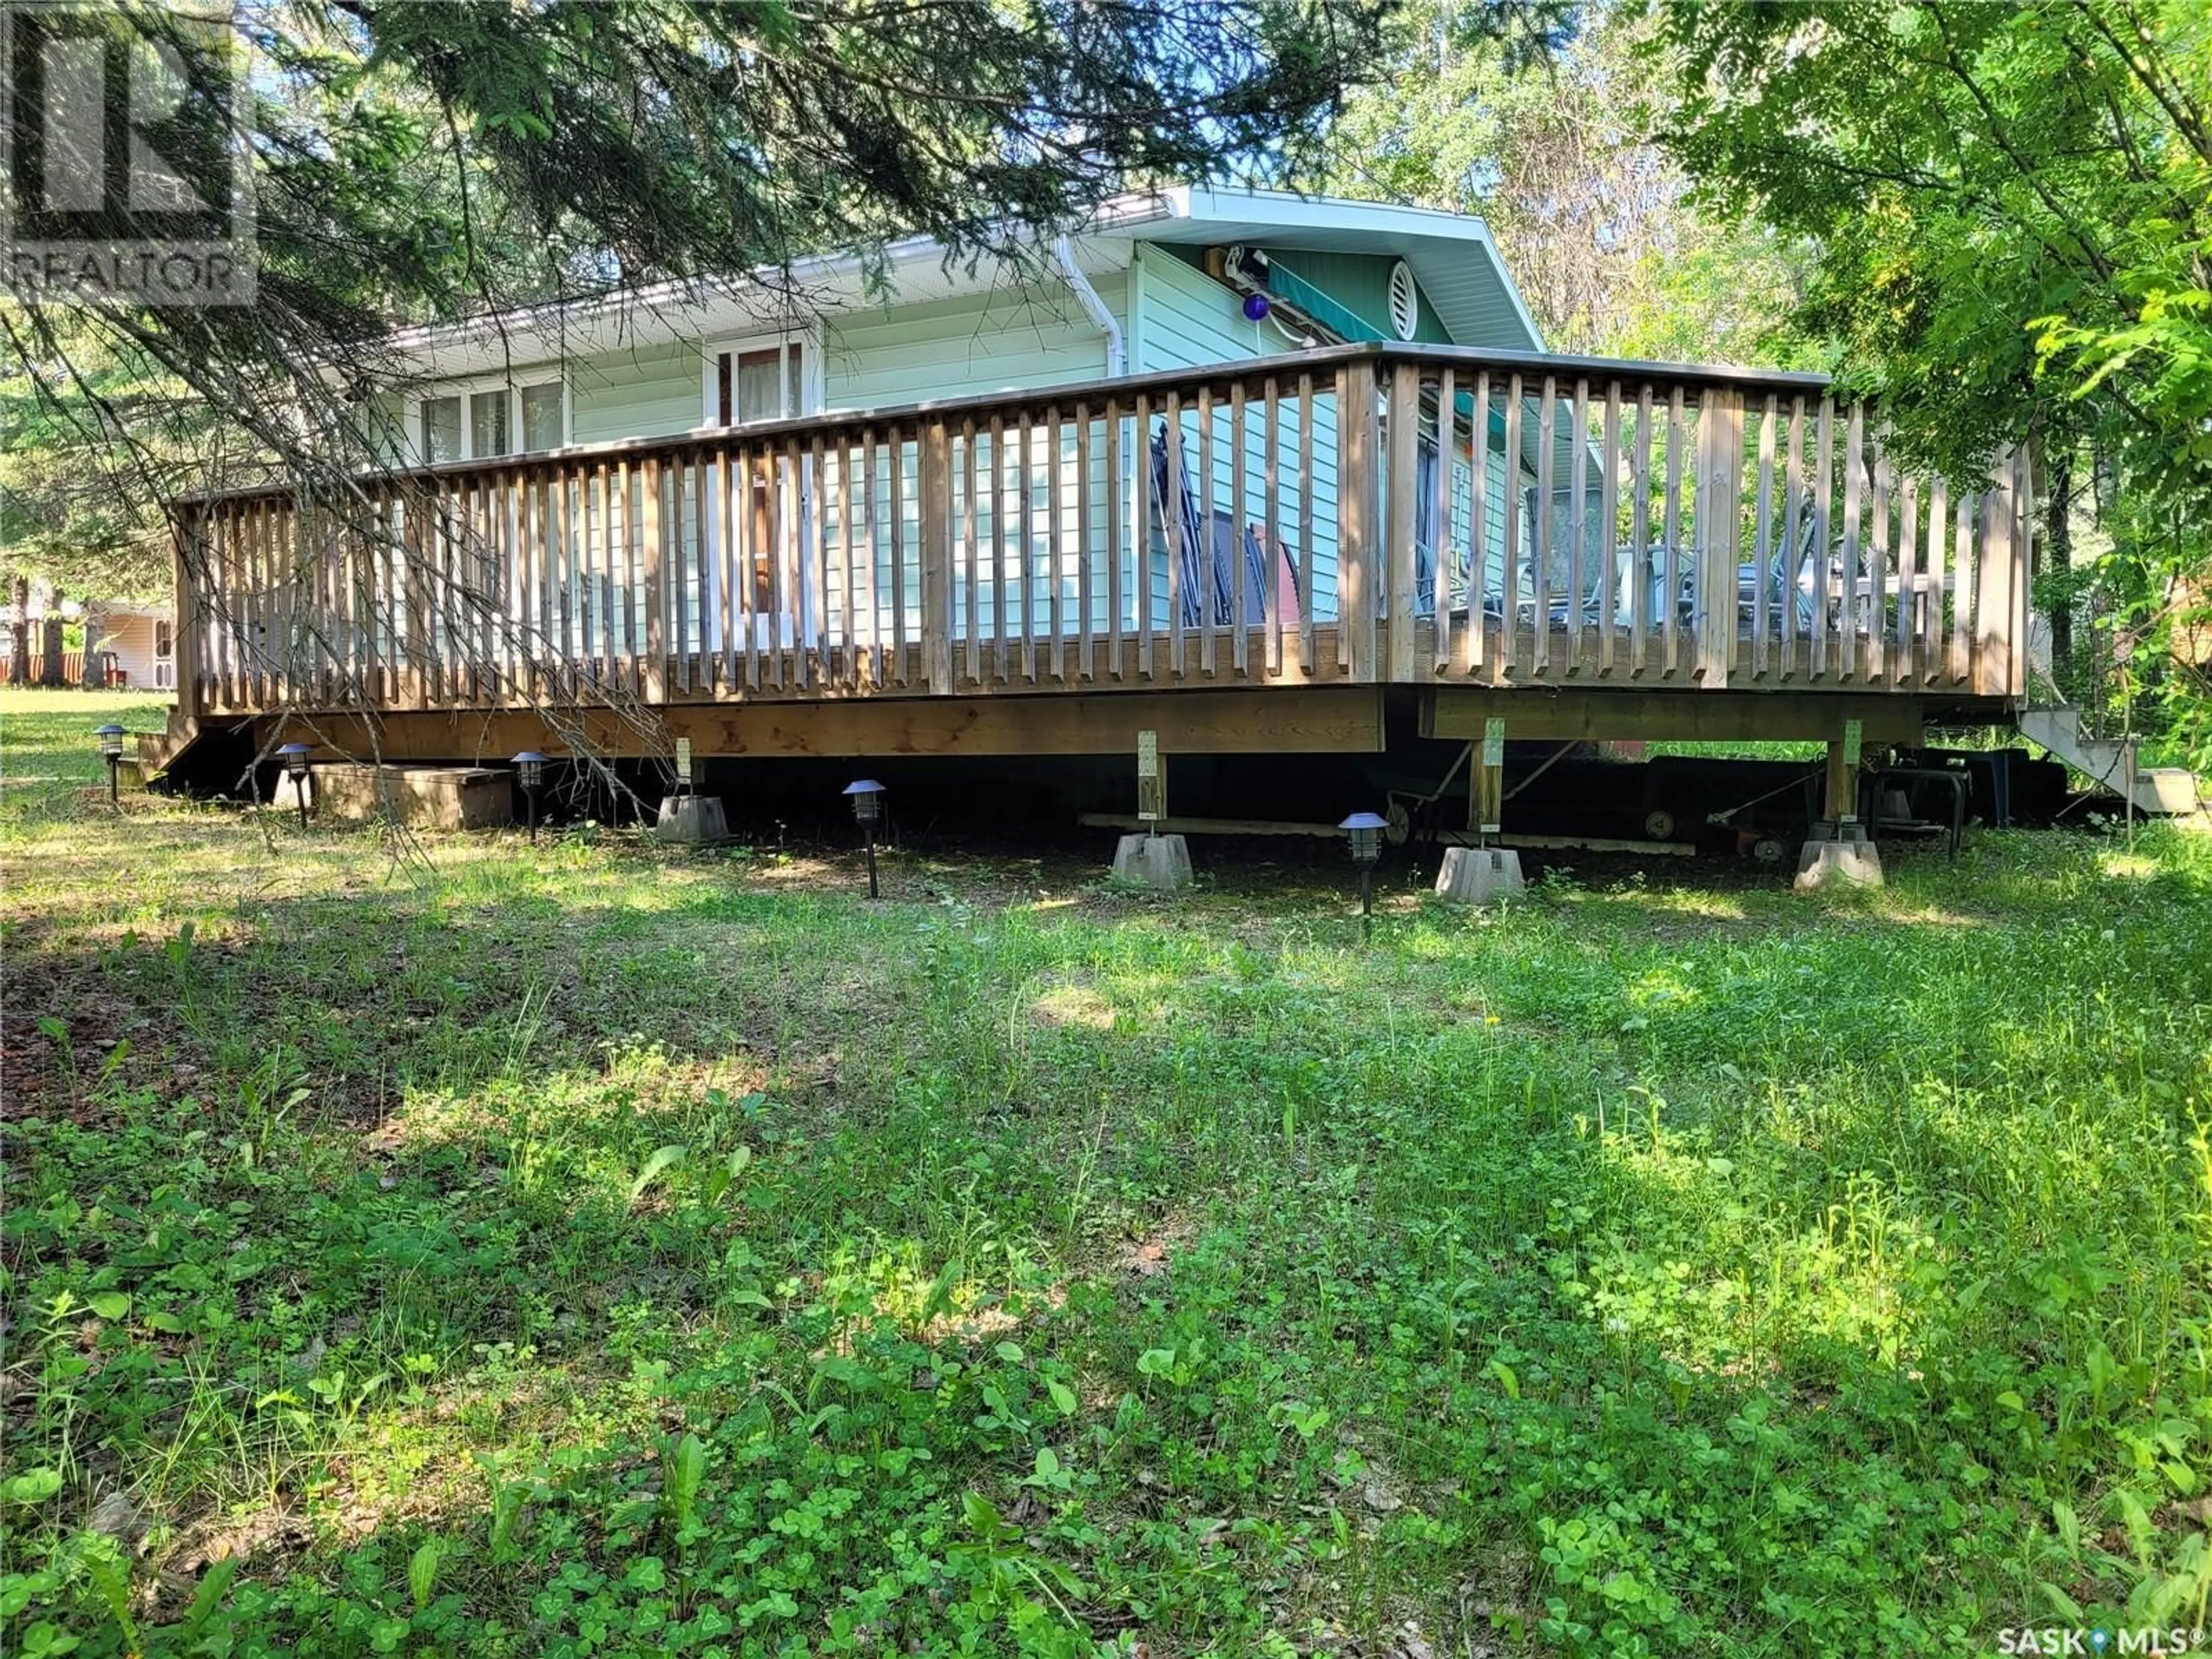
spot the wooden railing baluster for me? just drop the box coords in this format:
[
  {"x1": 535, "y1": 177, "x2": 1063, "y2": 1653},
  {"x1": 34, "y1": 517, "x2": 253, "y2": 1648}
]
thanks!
[
  {"x1": 1434, "y1": 367, "x2": 1456, "y2": 676},
  {"x1": 1752, "y1": 396, "x2": 1775, "y2": 681},
  {"x1": 1296, "y1": 372, "x2": 1315, "y2": 677},
  {"x1": 1385, "y1": 362, "x2": 1419, "y2": 684},
  {"x1": 171, "y1": 346, "x2": 2039, "y2": 726},
  {"x1": 1661, "y1": 387, "x2": 1684, "y2": 677},
  {"x1": 1598, "y1": 382, "x2": 1620, "y2": 677},
  {"x1": 1630, "y1": 386, "x2": 1652, "y2": 677},
  {"x1": 1923, "y1": 475, "x2": 1947, "y2": 685},
  {"x1": 1076, "y1": 403, "x2": 1096, "y2": 681},
  {"x1": 1263, "y1": 376, "x2": 1282, "y2": 679},
  {"x1": 1041, "y1": 410, "x2": 1062, "y2": 680},
  {"x1": 1841, "y1": 405, "x2": 1864, "y2": 681},
  {"x1": 1164, "y1": 391, "x2": 1186, "y2": 679},
  {"x1": 1501, "y1": 374, "x2": 1522, "y2": 680},
  {"x1": 1896, "y1": 472, "x2": 1918, "y2": 686},
  {"x1": 1469, "y1": 370, "x2": 1491, "y2": 679},
  {"x1": 1869, "y1": 437, "x2": 1890, "y2": 685},
  {"x1": 1338, "y1": 358, "x2": 1379, "y2": 681},
  {"x1": 1231, "y1": 378, "x2": 1251, "y2": 679},
  {"x1": 1810, "y1": 397, "x2": 1834, "y2": 681},
  {"x1": 1197, "y1": 386, "x2": 1217, "y2": 676},
  {"x1": 1533, "y1": 373, "x2": 1554, "y2": 676},
  {"x1": 1567, "y1": 376, "x2": 1588, "y2": 675}
]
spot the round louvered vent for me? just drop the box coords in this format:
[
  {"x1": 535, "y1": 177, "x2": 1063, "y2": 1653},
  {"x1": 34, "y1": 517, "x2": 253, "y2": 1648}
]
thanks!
[{"x1": 1387, "y1": 260, "x2": 1419, "y2": 341}]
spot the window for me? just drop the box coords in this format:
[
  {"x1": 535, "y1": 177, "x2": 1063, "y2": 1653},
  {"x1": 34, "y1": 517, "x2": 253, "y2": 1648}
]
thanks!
[
  {"x1": 520, "y1": 382, "x2": 564, "y2": 451},
  {"x1": 411, "y1": 376, "x2": 564, "y2": 463},
  {"x1": 154, "y1": 619, "x2": 173, "y2": 659},
  {"x1": 703, "y1": 334, "x2": 816, "y2": 426},
  {"x1": 469, "y1": 389, "x2": 510, "y2": 457},
  {"x1": 421, "y1": 395, "x2": 463, "y2": 463}
]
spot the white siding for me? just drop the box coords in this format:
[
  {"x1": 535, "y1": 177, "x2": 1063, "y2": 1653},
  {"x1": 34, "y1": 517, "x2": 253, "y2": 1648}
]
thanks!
[{"x1": 93, "y1": 613, "x2": 172, "y2": 690}]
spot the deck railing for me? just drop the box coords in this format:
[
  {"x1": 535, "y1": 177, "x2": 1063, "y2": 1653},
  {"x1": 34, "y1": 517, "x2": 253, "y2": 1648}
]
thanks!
[{"x1": 174, "y1": 342, "x2": 2029, "y2": 717}]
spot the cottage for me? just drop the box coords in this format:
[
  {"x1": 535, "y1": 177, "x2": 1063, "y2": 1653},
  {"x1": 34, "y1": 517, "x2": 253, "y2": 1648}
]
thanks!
[{"x1": 86, "y1": 601, "x2": 178, "y2": 690}]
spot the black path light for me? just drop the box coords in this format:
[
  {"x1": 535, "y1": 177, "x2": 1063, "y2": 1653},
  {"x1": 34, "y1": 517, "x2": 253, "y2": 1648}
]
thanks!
[
  {"x1": 94, "y1": 723, "x2": 126, "y2": 806},
  {"x1": 1339, "y1": 810, "x2": 1389, "y2": 937},
  {"x1": 276, "y1": 741, "x2": 313, "y2": 831},
  {"x1": 512, "y1": 751, "x2": 548, "y2": 843},
  {"x1": 843, "y1": 779, "x2": 885, "y2": 899}
]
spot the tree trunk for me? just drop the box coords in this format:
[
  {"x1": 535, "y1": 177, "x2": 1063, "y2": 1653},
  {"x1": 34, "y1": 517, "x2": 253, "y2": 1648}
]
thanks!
[
  {"x1": 7, "y1": 579, "x2": 27, "y2": 685},
  {"x1": 2046, "y1": 448, "x2": 2074, "y2": 684},
  {"x1": 39, "y1": 603, "x2": 66, "y2": 686}
]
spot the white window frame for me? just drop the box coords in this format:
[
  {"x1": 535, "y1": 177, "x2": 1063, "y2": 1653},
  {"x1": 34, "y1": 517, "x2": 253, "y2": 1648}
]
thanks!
[
  {"x1": 403, "y1": 369, "x2": 571, "y2": 465},
  {"x1": 698, "y1": 328, "x2": 825, "y2": 428}
]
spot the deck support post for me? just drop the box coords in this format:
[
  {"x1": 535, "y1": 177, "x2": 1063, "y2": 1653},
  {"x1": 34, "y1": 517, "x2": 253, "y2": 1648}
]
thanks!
[
  {"x1": 1797, "y1": 718, "x2": 1883, "y2": 889},
  {"x1": 1438, "y1": 717, "x2": 1522, "y2": 903},
  {"x1": 1112, "y1": 728, "x2": 1190, "y2": 890},
  {"x1": 1821, "y1": 724, "x2": 1861, "y2": 827}
]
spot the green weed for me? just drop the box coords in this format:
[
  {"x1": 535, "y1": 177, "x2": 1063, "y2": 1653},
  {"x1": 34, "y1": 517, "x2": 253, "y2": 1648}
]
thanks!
[{"x1": 4, "y1": 688, "x2": 2210, "y2": 1655}]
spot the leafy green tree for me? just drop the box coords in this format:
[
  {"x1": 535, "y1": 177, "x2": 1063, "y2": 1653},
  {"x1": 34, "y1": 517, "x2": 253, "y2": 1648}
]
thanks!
[
  {"x1": 1653, "y1": 0, "x2": 2211, "y2": 759},
  {"x1": 1316, "y1": 1, "x2": 1807, "y2": 360},
  {"x1": 1, "y1": 316, "x2": 213, "y2": 602},
  {"x1": 2, "y1": 0, "x2": 1392, "y2": 702}
]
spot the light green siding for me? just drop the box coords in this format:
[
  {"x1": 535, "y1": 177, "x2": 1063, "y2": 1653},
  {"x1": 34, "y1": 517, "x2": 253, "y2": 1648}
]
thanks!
[
  {"x1": 820, "y1": 275, "x2": 1130, "y2": 642},
  {"x1": 570, "y1": 340, "x2": 702, "y2": 445},
  {"x1": 553, "y1": 275, "x2": 1135, "y2": 457},
  {"x1": 825, "y1": 274, "x2": 1127, "y2": 408},
  {"x1": 1135, "y1": 246, "x2": 1267, "y2": 370},
  {"x1": 388, "y1": 243, "x2": 1533, "y2": 644},
  {"x1": 1132, "y1": 247, "x2": 1345, "y2": 623}
]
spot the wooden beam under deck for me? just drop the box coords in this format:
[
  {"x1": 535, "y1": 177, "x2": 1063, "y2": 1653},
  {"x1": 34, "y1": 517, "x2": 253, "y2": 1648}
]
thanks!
[
  {"x1": 281, "y1": 687, "x2": 1387, "y2": 765},
  {"x1": 1420, "y1": 687, "x2": 1926, "y2": 745}
]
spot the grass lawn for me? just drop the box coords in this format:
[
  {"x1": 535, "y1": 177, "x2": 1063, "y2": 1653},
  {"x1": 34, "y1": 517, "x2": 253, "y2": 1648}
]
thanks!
[{"x1": 5, "y1": 685, "x2": 2210, "y2": 1657}]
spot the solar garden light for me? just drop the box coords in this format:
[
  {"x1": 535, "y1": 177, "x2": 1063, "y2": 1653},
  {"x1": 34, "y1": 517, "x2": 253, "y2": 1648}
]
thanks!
[
  {"x1": 512, "y1": 751, "x2": 548, "y2": 843},
  {"x1": 843, "y1": 779, "x2": 885, "y2": 899},
  {"x1": 94, "y1": 723, "x2": 126, "y2": 806},
  {"x1": 1339, "y1": 810, "x2": 1388, "y2": 936},
  {"x1": 276, "y1": 741, "x2": 313, "y2": 831}
]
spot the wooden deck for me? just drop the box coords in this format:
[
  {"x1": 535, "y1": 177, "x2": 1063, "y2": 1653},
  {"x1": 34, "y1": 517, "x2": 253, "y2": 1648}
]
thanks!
[{"x1": 168, "y1": 343, "x2": 2028, "y2": 764}]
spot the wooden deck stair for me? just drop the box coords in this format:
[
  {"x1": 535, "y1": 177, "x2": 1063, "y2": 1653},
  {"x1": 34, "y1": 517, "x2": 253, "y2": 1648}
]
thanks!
[
  {"x1": 137, "y1": 706, "x2": 199, "y2": 777},
  {"x1": 2017, "y1": 705, "x2": 2199, "y2": 816}
]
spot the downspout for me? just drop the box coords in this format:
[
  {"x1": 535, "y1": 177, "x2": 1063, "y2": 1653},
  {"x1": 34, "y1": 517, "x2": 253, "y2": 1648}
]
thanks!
[
  {"x1": 1052, "y1": 234, "x2": 1123, "y2": 378},
  {"x1": 1055, "y1": 233, "x2": 1133, "y2": 639}
]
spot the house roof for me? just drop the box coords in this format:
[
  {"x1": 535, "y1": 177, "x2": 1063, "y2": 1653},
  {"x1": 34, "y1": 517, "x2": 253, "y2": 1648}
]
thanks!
[
  {"x1": 378, "y1": 188, "x2": 1542, "y2": 381},
  {"x1": 1135, "y1": 188, "x2": 1543, "y2": 353}
]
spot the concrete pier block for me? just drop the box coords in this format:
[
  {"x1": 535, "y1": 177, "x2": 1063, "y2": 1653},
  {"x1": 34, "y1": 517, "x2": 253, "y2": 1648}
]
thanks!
[
  {"x1": 1110, "y1": 833, "x2": 1192, "y2": 892},
  {"x1": 654, "y1": 794, "x2": 729, "y2": 846},
  {"x1": 1434, "y1": 844, "x2": 1525, "y2": 904},
  {"x1": 1794, "y1": 823, "x2": 1883, "y2": 891}
]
